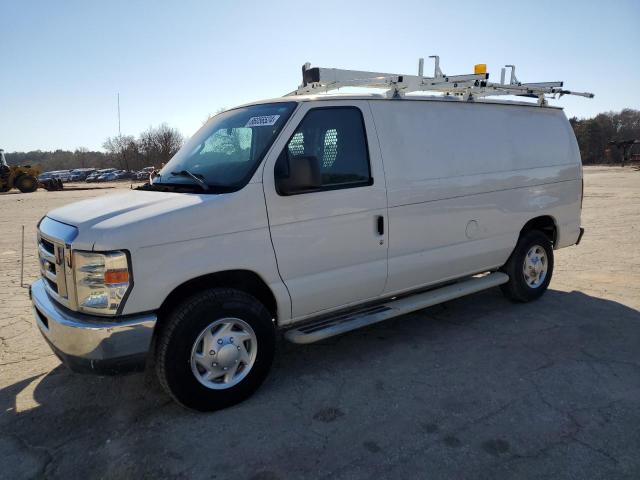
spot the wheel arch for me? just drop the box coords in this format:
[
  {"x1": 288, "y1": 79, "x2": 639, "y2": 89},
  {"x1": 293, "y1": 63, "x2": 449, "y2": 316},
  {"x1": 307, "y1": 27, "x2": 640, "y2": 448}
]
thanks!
[
  {"x1": 157, "y1": 269, "x2": 278, "y2": 324},
  {"x1": 519, "y1": 215, "x2": 558, "y2": 246}
]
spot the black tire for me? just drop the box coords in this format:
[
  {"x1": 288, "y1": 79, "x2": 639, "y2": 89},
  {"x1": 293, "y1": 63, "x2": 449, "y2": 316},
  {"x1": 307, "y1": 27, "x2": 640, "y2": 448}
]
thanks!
[
  {"x1": 156, "y1": 288, "x2": 275, "y2": 411},
  {"x1": 500, "y1": 230, "x2": 554, "y2": 302},
  {"x1": 15, "y1": 174, "x2": 38, "y2": 193}
]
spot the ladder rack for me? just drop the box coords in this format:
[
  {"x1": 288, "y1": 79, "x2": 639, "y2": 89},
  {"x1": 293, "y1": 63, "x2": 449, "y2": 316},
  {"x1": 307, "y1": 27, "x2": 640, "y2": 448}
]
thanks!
[{"x1": 286, "y1": 57, "x2": 594, "y2": 106}]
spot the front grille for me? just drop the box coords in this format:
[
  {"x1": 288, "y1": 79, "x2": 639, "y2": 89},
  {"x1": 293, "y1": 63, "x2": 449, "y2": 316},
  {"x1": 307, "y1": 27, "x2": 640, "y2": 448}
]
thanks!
[
  {"x1": 44, "y1": 276, "x2": 58, "y2": 293},
  {"x1": 40, "y1": 237, "x2": 55, "y2": 256},
  {"x1": 38, "y1": 233, "x2": 66, "y2": 298},
  {"x1": 37, "y1": 217, "x2": 79, "y2": 310}
]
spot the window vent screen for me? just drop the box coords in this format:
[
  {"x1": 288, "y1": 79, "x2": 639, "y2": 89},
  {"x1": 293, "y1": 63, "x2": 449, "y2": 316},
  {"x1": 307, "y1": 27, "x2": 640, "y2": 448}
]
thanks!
[
  {"x1": 288, "y1": 132, "x2": 305, "y2": 156},
  {"x1": 323, "y1": 129, "x2": 338, "y2": 168}
]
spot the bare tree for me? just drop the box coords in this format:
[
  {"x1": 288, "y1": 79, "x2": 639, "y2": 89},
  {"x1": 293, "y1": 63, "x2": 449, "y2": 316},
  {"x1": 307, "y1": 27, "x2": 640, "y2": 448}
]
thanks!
[
  {"x1": 154, "y1": 123, "x2": 183, "y2": 165},
  {"x1": 138, "y1": 124, "x2": 183, "y2": 167},
  {"x1": 74, "y1": 147, "x2": 89, "y2": 168},
  {"x1": 103, "y1": 135, "x2": 138, "y2": 170}
]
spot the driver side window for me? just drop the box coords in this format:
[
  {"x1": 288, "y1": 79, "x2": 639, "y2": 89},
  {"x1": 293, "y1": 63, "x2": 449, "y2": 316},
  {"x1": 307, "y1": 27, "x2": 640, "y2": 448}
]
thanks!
[{"x1": 281, "y1": 107, "x2": 372, "y2": 191}]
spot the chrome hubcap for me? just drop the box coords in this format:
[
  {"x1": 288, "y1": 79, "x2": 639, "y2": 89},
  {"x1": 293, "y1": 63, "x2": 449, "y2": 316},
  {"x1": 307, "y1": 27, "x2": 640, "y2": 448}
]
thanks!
[
  {"x1": 190, "y1": 318, "x2": 257, "y2": 390},
  {"x1": 523, "y1": 245, "x2": 548, "y2": 288}
]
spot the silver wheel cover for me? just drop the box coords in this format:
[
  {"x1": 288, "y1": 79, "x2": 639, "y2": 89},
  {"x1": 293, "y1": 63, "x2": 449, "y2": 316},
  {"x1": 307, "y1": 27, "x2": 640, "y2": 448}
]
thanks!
[
  {"x1": 190, "y1": 318, "x2": 258, "y2": 390},
  {"x1": 522, "y1": 245, "x2": 548, "y2": 288}
]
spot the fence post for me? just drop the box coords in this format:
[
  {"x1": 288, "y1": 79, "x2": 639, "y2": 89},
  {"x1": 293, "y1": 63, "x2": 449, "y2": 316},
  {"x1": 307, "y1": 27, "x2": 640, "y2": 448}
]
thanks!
[{"x1": 20, "y1": 225, "x2": 25, "y2": 288}]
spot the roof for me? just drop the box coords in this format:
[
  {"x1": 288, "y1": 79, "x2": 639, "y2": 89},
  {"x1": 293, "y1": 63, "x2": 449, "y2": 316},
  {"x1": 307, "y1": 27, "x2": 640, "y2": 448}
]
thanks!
[{"x1": 235, "y1": 92, "x2": 563, "y2": 111}]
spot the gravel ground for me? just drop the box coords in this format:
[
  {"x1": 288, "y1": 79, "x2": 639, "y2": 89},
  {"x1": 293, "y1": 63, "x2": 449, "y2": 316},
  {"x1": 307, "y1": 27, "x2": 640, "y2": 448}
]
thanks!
[{"x1": 1, "y1": 168, "x2": 639, "y2": 479}]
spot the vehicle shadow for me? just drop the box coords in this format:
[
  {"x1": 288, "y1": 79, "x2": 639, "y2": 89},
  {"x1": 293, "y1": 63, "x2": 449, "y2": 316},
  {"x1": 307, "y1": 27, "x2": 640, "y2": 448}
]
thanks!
[{"x1": 1, "y1": 288, "x2": 639, "y2": 479}]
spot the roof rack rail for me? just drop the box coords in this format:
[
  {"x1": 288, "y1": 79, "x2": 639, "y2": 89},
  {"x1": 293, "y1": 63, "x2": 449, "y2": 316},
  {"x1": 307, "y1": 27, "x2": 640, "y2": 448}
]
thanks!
[{"x1": 286, "y1": 57, "x2": 594, "y2": 106}]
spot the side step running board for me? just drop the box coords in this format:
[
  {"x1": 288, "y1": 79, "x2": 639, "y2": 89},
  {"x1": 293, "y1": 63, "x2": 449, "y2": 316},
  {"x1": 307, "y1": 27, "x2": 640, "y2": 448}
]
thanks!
[{"x1": 284, "y1": 272, "x2": 509, "y2": 344}]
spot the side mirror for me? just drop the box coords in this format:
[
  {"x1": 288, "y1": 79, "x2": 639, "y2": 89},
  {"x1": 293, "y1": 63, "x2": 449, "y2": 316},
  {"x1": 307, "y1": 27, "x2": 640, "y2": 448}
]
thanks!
[{"x1": 276, "y1": 153, "x2": 321, "y2": 195}]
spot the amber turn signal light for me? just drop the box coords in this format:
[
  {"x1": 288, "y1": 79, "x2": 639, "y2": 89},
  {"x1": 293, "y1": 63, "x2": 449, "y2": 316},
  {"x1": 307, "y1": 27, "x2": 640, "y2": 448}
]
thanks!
[{"x1": 104, "y1": 270, "x2": 130, "y2": 284}]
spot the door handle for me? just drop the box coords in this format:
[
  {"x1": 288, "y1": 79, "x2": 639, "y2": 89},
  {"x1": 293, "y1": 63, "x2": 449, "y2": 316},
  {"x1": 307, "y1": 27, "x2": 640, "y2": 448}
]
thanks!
[{"x1": 376, "y1": 216, "x2": 384, "y2": 236}]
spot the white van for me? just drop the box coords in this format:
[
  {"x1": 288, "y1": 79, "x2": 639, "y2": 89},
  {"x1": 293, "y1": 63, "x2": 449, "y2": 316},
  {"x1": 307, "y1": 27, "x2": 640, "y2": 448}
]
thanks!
[{"x1": 31, "y1": 91, "x2": 584, "y2": 411}]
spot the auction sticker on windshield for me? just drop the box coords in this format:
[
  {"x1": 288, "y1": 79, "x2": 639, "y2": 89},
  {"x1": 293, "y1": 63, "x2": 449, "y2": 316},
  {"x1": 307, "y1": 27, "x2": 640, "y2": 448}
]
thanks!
[{"x1": 245, "y1": 115, "x2": 280, "y2": 127}]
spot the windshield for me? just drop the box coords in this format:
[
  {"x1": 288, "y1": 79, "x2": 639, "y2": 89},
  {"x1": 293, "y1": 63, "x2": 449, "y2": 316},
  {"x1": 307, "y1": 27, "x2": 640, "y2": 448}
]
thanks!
[{"x1": 155, "y1": 102, "x2": 297, "y2": 192}]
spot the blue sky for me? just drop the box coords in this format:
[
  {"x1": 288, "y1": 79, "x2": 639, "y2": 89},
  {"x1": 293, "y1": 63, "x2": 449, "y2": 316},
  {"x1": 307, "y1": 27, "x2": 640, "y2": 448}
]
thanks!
[{"x1": 1, "y1": 0, "x2": 639, "y2": 152}]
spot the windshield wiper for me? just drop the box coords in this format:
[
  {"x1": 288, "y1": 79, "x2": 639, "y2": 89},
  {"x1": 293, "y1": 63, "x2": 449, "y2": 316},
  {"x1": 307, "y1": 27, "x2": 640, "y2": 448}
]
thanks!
[{"x1": 170, "y1": 170, "x2": 210, "y2": 191}]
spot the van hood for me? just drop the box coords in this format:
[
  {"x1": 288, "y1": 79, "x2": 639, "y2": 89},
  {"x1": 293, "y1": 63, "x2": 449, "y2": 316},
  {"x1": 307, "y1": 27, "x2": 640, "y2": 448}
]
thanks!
[
  {"x1": 46, "y1": 185, "x2": 266, "y2": 250},
  {"x1": 48, "y1": 190, "x2": 201, "y2": 229}
]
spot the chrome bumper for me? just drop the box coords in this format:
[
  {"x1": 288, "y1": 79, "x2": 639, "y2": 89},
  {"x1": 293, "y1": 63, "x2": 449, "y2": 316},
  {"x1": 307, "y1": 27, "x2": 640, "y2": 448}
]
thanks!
[{"x1": 30, "y1": 279, "x2": 156, "y2": 374}]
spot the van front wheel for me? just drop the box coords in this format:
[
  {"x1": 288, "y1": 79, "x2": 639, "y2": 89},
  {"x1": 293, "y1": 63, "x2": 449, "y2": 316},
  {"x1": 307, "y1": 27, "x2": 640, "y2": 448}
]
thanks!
[
  {"x1": 500, "y1": 230, "x2": 554, "y2": 302},
  {"x1": 156, "y1": 288, "x2": 275, "y2": 411}
]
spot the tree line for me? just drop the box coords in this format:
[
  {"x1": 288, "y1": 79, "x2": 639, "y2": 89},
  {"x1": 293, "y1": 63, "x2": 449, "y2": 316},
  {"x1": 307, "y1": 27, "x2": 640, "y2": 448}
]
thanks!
[
  {"x1": 569, "y1": 109, "x2": 640, "y2": 165},
  {"x1": 4, "y1": 109, "x2": 640, "y2": 171},
  {"x1": 5, "y1": 123, "x2": 184, "y2": 172}
]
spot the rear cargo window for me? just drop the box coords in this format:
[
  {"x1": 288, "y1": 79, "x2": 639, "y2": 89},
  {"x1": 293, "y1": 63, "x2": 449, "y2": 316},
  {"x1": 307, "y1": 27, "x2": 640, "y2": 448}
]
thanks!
[{"x1": 284, "y1": 107, "x2": 371, "y2": 190}]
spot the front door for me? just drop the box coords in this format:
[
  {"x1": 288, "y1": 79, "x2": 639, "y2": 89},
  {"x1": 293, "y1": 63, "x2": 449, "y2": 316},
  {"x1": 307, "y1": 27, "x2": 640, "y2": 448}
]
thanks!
[{"x1": 263, "y1": 101, "x2": 388, "y2": 319}]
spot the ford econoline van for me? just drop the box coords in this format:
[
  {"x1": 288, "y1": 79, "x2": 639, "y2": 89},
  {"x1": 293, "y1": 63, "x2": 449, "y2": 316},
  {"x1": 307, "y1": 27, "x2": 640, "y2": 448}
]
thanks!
[{"x1": 31, "y1": 92, "x2": 584, "y2": 411}]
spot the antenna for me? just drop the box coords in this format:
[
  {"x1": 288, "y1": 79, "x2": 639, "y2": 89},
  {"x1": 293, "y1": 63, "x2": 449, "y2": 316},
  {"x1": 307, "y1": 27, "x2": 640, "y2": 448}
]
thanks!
[
  {"x1": 117, "y1": 93, "x2": 121, "y2": 137},
  {"x1": 286, "y1": 57, "x2": 594, "y2": 106}
]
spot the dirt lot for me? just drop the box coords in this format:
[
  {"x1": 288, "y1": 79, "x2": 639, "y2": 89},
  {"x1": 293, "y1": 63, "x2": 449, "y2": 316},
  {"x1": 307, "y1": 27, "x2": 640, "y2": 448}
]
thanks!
[{"x1": 1, "y1": 168, "x2": 639, "y2": 479}]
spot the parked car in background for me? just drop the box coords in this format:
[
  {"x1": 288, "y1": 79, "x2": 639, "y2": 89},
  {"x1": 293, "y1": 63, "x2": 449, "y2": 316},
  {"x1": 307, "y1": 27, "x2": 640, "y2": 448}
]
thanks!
[
  {"x1": 97, "y1": 171, "x2": 118, "y2": 182},
  {"x1": 114, "y1": 170, "x2": 133, "y2": 180},
  {"x1": 39, "y1": 170, "x2": 72, "y2": 182},
  {"x1": 85, "y1": 171, "x2": 103, "y2": 182},
  {"x1": 53, "y1": 170, "x2": 73, "y2": 182},
  {"x1": 69, "y1": 168, "x2": 97, "y2": 182},
  {"x1": 86, "y1": 168, "x2": 117, "y2": 182},
  {"x1": 131, "y1": 166, "x2": 156, "y2": 181}
]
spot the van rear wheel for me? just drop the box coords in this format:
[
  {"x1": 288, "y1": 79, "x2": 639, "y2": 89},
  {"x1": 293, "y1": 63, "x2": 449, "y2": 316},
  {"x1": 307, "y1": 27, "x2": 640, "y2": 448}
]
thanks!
[
  {"x1": 500, "y1": 230, "x2": 554, "y2": 302},
  {"x1": 156, "y1": 288, "x2": 275, "y2": 411}
]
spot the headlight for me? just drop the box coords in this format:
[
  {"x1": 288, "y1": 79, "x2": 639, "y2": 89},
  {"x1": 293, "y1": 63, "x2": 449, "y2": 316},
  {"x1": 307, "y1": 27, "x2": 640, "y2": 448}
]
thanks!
[{"x1": 73, "y1": 251, "x2": 131, "y2": 315}]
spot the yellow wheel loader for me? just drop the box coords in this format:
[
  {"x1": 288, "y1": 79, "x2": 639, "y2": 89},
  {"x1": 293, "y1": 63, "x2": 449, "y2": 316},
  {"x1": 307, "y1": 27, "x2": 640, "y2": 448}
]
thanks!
[{"x1": 0, "y1": 149, "x2": 63, "y2": 193}]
